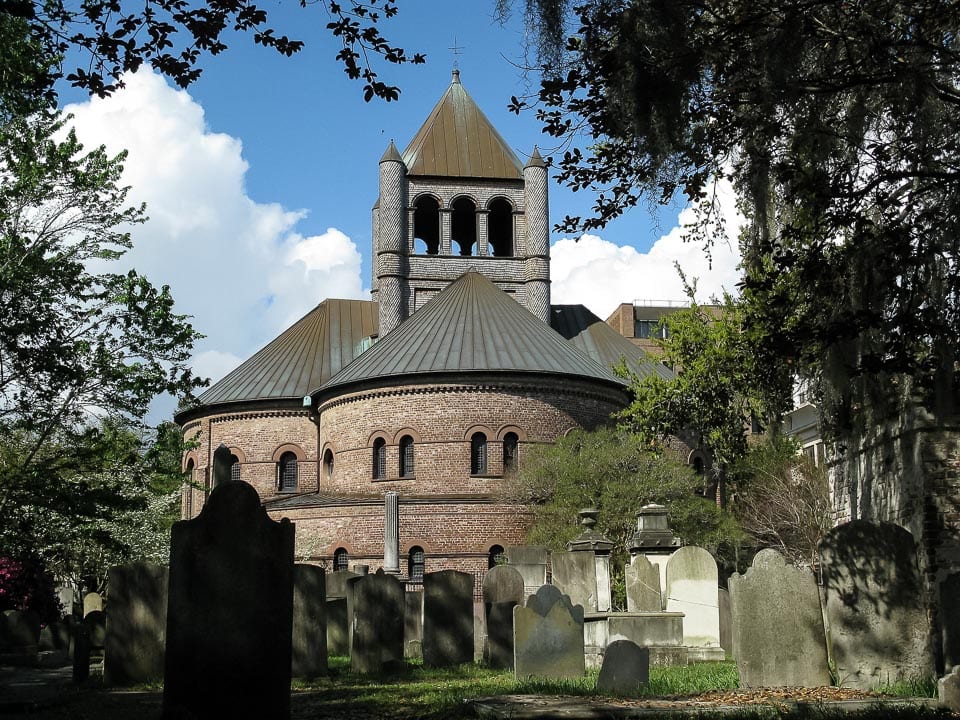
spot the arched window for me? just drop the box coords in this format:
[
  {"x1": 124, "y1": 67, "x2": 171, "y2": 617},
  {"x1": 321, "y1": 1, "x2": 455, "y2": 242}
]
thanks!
[
  {"x1": 323, "y1": 448, "x2": 334, "y2": 482},
  {"x1": 277, "y1": 452, "x2": 298, "y2": 492},
  {"x1": 692, "y1": 456, "x2": 705, "y2": 475},
  {"x1": 502, "y1": 432, "x2": 519, "y2": 475},
  {"x1": 413, "y1": 196, "x2": 440, "y2": 255},
  {"x1": 373, "y1": 437, "x2": 387, "y2": 480},
  {"x1": 488, "y1": 544, "x2": 505, "y2": 569},
  {"x1": 451, "y1": 197, "x2": 477, "y2": 256},
  {"x1": 471, "y1": 432, "x2": 487, "y2": 475},
  {"x1": 399, "y1": 435, "x2": 414, "y2": 478},
  {"x1": 408, "y1": 546, "x2": 425, "y2": 580},
  {"x1": 333, "y1": 548, "x2": 349, "y2": 572},
  {"x1": 229, "y1": 453, "x2": 241, "y2": 482},
  {"x1": 488, "y1": 198, "x2": 513, "y2": 256}
]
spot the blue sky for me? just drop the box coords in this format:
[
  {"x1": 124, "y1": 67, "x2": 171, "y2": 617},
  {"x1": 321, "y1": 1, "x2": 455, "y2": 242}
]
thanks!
[{"x1": 58, "y1": 2, "x2": 743, "y2": 423}]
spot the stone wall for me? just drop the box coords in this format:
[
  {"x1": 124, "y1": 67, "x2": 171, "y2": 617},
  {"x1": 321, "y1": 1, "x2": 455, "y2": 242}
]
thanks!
[{"x1": 829, "y1": 403, "x2": 960, "y2": 672}]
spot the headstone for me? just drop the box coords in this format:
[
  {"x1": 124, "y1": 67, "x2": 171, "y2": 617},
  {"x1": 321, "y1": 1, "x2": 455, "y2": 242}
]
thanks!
[
  {"x1": 82, "y1": 592, "x2": 103, "y2": 617},
  {"x1": 1, "y1": 610, "x2": 40, "y2": 650},
  {"x1": 483, "y1": 565, "x2": 524, "y2": 669},
  {"x1": 728, "y1": 549, "x2": 830, "y2": 687},
  {"x1": 39, "y1": 622, "x2": 70, "y2": 651},
  {"x1": 941, "y1": 572, "x2": 960, "y2": 672},
  {"x1": 562, "y1": 509, "x2": 614, "y2": 612},
  {"x1": 551, "y1": 552, "x2": 600, "y2": 613},
  {"x1": 423, "y1": 570, "x2": 474, "y2": 667},
  {"x1": 384, "y1": 492, "x2": 400, "y2": 574},
  {"x1": 351, "y1": 570, "x2": 404, "y2": 674},
  {"x1": 72, "y1": 622, "x2": 91, "y2": 684},
  {"x1": 404, "y1": 590, "x2": 423, "y2": 659},
  {"x1": 625, "y1": 556, "x2": 662, "y2": 612},
  {"x1": 665, "y1": 546, "x2": 720, "y2": 648},
  {"x1": 718, "y1": 587, "x2": 732, "y2": 654},
  {"x1": 505, "y1": 545, "x2": 548, "y2": 598},
  {"x1": 326, "y1": 570, "x2": 361, "y2": 599},
  {"x1": 513, "y1": 584, "x2": 584, "y2": 680},
  {"x1": 326, "y1": 599, "x2": 349, "y2": 656},
  {"x1": 163, "y1": 481, "x2": 295, "y2": 720},
  {"x1": 596, "y1": 640, "x2": 650, "y2": 694},
  {"x1": 819, "y1": 520, "x2": 933, "y2": 689},
  {"x1": 85, "y1": 610, "x2": 106, "y2": 649},
  {"x1": 104, "y1": 561, "x2": 168, "y2": 686},
  {"x1": 211, "y1": 442, "x2": 233, "y2": 488},
  {"x1": 56, "y1": 586, "x2": 75, "y2": 616},
  {"x1": 293, "y1": 564, "x2": 328, "y2": 679},
  {"x1": 940, "y1": 667, "x2": 960, "y2": 712}
]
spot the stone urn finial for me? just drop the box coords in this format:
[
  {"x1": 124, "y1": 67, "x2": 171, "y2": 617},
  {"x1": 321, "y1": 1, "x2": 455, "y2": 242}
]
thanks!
[
  {"x1": 567, "y1": 508, "x2": 613, "y2": 554},
  {"x1": 578, "y1": 508, "x2": 599, "y2": 530}
]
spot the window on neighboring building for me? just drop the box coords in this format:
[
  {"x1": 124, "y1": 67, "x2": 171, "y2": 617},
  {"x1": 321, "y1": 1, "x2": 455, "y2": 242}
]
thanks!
[
  {"x1": 229, "y1": 454, "x2": 241, "y2": 482},
  {"x1": 488, "y1": 544, "x2": 505, "y2": 569},
  {"x1": 451, "y1": 197, "x2": 477, "y2": 256},
  {"x1": 278, "y1": 452, "x2": 298, "y2": 492},
  {"x1": 408, "y1": 546, "x2": 425, "y2": 580},
  {"x1": 333, "y1": 548, "x2": 349, "y2": 571},
  {"x1": 373, "y1": 437, "x2": 387, "y2": 480},
  {"x1": 502, "y1": 432, "x2": 519, "y2": 475},
  {"x1": 399, "y1": 435, "x2": 414, "y2": 478},
  {"x1": 413, "y1": 196, "x2": 440, "y2": 255},
  {"x1": 323, "y1": 448, "x2": 334, "y2": 483},
  {"x1": 471, "y1": 432, "x2": 487, "y2": 475},
  {"x1": 634, "y1": 319, "x2": 669, "y2": 339},
  {"x1": 487, "y1": 197, "x2": 513, "y2": 256}
]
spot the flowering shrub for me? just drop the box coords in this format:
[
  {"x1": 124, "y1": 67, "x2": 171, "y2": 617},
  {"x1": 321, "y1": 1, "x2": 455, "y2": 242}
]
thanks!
[{"x1": 0, "y1": 556, "x2": 62, "y2": 624}]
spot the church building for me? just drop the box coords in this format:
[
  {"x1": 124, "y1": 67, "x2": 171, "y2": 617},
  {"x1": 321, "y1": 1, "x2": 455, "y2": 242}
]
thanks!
[{"x1": 175, "y1": 70, "x2": 670, "y2": 578}]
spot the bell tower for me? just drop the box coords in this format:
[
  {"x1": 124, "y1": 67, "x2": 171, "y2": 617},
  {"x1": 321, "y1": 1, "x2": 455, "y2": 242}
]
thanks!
[{"x1": 371, "y1": 70, "x2": 551, "y2": 337}]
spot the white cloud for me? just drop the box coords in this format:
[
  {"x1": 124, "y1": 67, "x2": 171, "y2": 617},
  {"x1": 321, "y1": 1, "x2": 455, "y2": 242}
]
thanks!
[
  {"x1": 63, "y1": 71, "x2": 368, "y2": 421},
  {"x1": 551, "y1": 179, "x2": 744, "y2": 318}
]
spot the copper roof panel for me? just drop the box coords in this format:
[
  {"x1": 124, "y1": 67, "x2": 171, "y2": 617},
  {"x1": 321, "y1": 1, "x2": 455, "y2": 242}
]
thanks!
[{"x1": 319, "y1": 272, "x2": 623, "y2": 395}]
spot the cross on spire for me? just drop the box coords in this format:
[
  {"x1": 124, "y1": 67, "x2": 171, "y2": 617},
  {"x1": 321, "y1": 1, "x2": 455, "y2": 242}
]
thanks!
[{"x1": 449, "y1": 37, "x2": 464, "y2": 69}]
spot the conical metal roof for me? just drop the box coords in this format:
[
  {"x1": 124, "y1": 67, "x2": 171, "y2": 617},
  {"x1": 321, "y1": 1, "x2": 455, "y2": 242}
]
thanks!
[
  {"x1": 187, "y1": 299, "x2": 378, "y2": 411},
  {"x1": 551, "y1": 305, "x2": 674, "y2": 380},
  {"x1": 401, "y1": 70, "x2": 524, "y2": 179},
  {"x1": 318, "y1": 272, "x2": 623, "y2": 396}
]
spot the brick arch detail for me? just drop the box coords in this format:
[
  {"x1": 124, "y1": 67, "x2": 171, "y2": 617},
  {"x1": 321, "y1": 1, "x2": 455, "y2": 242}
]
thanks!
[
  {"x1": 182, "y1": 450, "x2": 199, "y2": 473},
  {"x1": 463, "y1": 424, "x2": 495, "y2": 442},
  {"x1": 272, "y1": 443, "x2": 305, "y2": 462},
  {"x1": 447, "y1": 192, "x2": 478, "y2": 210},
  {"x1": 561, "y1": 426, "x2": 579, "y2": 437},
  {"x1": 410, "y1": 191, "x2": 442, "y2": 207},
  {"x1": 392, "y1": 427, "x2": 423, "y2": 444},
  {"x1": 367, "y1": 430, "x2": 391, "y2": 447},
  {"x1": 228, "y1": 446, "x2": 247, "y2": 463},
  {"x1": 401, "y1": 539, "x2": 437, "y2": 555},
  {"x1": 485, "y1": 195, "x2": 516, "y2": 211},
  {"x1": 327, "y1": 540, "x2": 358, "y2": 556},
  {"x1": 496, "y1": 425, "x2": 527, "y2": 442},
  {"x1": 321, "y1": 442, "x2": 337, "y2": 457}
]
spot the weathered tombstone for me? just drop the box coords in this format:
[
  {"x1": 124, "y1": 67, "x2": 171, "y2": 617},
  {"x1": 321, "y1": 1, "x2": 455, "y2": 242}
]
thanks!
[
  {"x1": 551, "y1": 552, "x2": 600, "y2": 613},
  {"x1": 728, "y1": 549, "x2": 830, "y2": 687},
  {"x1": 423, "y1": 570, "x2": 474, "y2": 667},
  {"x1": 940, "y1": 666, "x2": 960, "y2": 712},
  {"x1": 404, "y1": 590, "x2": 423, "y2": 659},
  {"x1": 2, "y1": 610, "x2": 40, "y2": 651},
  {"x1": 293, "y1": 564, "x2": 328, "y2": 679},
  {"x1": 163, "y1": 480, "x2": 295, "y2": 720},
  {"x1": 505, "y1": 546, "x2": 548, "y2": 598},
  {"x1": 513, "y1": 584, "x2": 584, "y2": 680},
  {"x1": 483, "y1": 565, "x2": 524, "y2": 669},
  {"x1": 211, "y1": 442, "x2": 233, "y2": 488},
  {"x1": 82, "y1": 592, "x2": 103, "y2": 617},
  {"x1": 625, "y1": 556, "x2": 662, "y2": 612},
  {"x1": 39, "y1": 622, "x2": 70, "y2": 651},
  {"x1": 326, "y1": 569, "x2": 361, "y2": 600},
  {"x1": 941, "y1": 572, "x2": 960, "y2": 672},
  {"x1": 326, "y1": 569, "x2": 360, "y2": 656},
  {"x1": 596, "y1": 640, "x2": 650, "y2": 694},
  {"x1": 72, "y1": 622, "x2": 91, "y2": 684},
  {"x1": 557, "y1": 509, "x2": 614, "y2": 612},
  {"x1": 85, "y1": 610, "x2": 106, "y2": 650},
  {"x1": 104, "y1": 561, "x2": 168, "y2": 686},
  {"x1": 351, "y1": 570, "x2": 404, "y2": 674},
  {"x1": 819, "y1": 520, "x2": 933, "y2": 689},
  {"x1": 665, "y1": 546, "x2": 721, "y2": 650},
  {"x1": 718, "y1": 587, "x2": 732, "y2": 655}
]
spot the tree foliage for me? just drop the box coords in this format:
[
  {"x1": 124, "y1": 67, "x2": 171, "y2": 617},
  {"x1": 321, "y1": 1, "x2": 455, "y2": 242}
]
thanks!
[
  {"x1": 508, "y1": 0, "x2": 960, "y2": 435},
  {"x1": 8, "y1": 0, "x2": 424, "y2": 101}
]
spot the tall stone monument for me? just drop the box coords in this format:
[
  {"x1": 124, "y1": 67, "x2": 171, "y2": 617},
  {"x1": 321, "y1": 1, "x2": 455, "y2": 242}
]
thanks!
[
  {"x1": 628, "y1": 504, "x2": 681, "y2": 608},
  {"x1": 551, "y1": 508, "x2": 614, "y2": 613}
]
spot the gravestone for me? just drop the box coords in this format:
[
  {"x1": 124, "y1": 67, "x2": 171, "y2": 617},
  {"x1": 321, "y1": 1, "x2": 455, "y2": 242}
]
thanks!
[
  {"x1": 423, "y1": 570, "x2": 474, "y2": 666},
  {"x1": 82, "y1": 592, "x2": 103, "y2": 617},
  {"x1": 513, "y1": 584, "x2": 584, "y2": 680},
  {"x1": 819, "y1": 520, "x2": 933, "y2": 689},
  {"x1": 483, "y1": 565, "x2": 524, "y2": 669},
  {"x1": 39, "y1": 622, "x2": 70, "y2": 652},
  {"x1": 718, "y1": 587, "x2": 732, "y2": 654},
  {"x1": 293, "y1": 564, "x2": 328, "y2": 679},
  {"x1": 0, "y1": 610, "x2": 40, "y2": 663},
  {"x1": 665, "y1": 546, "x2": 720, "y2": 649},
  {"x1": 327, "y1": 569, "x2": 361, "y2": 600},
  {"x1": 940, "y1": 667, "x2": 960, "y2": 712},
  {"x1": 728, "y1": 549, "x2": 830, "y2": 687},
  {"x1": 104, "y1": 561, "x2": 168, "y2": 686},
  {"x1": 327, "y1": 569, "x2": 360, "y2": 656},
  {"x1": 85, "y1": 610, "x2": 106, "y2": 649},
  {"x1": 941, "y1": 572, "x2": 960, "y2": 672},
  {"x1": 211, "y1": 442, "x2": 233, "y2": 488},
  {"x1": 505, "y1": 546, "x2": 548, "y2": 598},
  {"x1": 163, "y1": 480, "x2": 295, "y2": 720},
  {"x1": 351, "y1": 570, "x2": 404, "y2": 674},
  {"x1": 551, "y1": 552, "x2": 599, "y2": 613},
  {"x1": 404, "y1": 590, "x2": 423, "y2": 659},
  {"x1": 625, "y1": 556, "x2": 662, "y2": 612},
  {"x1": 596, "y1": 640, "x2": 650, "y2": 694}
]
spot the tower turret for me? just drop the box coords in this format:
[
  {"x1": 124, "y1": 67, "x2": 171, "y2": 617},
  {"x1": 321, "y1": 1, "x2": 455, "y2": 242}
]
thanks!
[
  {"x1": 377, "y1": 140, "x2": 408, "y2": 337},
  {"x1": 524, "y1": 146, "x2": 550, "y2": 324}
]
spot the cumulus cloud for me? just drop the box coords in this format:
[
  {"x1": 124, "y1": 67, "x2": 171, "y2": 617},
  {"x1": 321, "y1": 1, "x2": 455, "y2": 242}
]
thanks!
[
  {"x1": 63, "y1": 70, "x2": 368, "y2": 420},
  {"x1": 551, "y1": 180, "x2": 744, "y2": 318}
]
